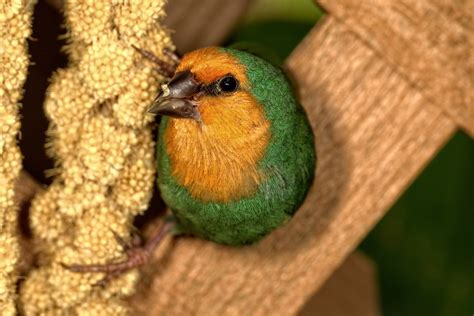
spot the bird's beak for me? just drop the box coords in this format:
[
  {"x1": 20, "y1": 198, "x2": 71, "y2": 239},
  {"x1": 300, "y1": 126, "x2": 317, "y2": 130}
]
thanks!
[{"x1": 147, "y1": 70, "x2": 202, "y2": 121}]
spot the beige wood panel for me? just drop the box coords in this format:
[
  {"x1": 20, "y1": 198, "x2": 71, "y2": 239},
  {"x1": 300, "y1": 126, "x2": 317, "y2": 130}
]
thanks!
[
  {"x1": 318, "y1": 0, "x2": 474, "y2": 136},
  {"x1": 165, "y1": 0, "x2": 254, "y2": 53},
  {"x1": 299, "y1": 252, "x2": 380, "y2": 316}
]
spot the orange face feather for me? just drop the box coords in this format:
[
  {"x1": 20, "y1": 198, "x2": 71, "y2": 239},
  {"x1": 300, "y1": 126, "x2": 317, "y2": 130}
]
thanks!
[
  {"x1": 176, "y1": 47, "x2": 249, "y2": 87},
  {"x1": 164, "y1": 48, "x2": 271, "y2": 202}
]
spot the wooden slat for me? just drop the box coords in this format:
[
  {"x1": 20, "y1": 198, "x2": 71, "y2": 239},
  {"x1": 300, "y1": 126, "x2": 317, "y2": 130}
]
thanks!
[
  {"x1": 299, "y1": 252, "x2": 380, "y2": 316},
  {"x1": 318, "y1": 0, "x2": 474, "y2": 137},
  {"x1": 165, "y1": 0, "x2": 254, "y2": 53},
  {"x1": 128, "y1": 17, "x2": 456, "y2": 315}
]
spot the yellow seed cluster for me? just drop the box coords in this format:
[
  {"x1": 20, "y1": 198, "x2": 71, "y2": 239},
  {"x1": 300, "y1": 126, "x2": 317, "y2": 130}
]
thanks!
[
  {"x1": 20, "y1": 1, "x2": 173, "y2": 314},
  {"x1": 0, "y1": 1, "x2": 34, "y2": 315}
]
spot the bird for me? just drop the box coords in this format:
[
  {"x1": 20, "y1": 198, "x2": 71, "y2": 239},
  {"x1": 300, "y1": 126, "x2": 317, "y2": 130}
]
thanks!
[
  {"x1": 64, "y1": 46, "x2": 316, "y2": 283},
  {"x1": 152, "y1": 46, "x2": 316, "y2": 244}
]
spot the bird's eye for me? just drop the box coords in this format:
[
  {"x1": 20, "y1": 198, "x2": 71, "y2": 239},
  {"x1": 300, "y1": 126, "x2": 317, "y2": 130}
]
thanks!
[{"x1": 218, "y1": 75, "x2": 239, "y2": 93}]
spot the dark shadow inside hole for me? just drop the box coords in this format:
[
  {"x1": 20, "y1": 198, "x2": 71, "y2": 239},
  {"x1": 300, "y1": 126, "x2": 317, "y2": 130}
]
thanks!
[{"x1": 20, "y1": 0, "x2": 68, "y2": 185}]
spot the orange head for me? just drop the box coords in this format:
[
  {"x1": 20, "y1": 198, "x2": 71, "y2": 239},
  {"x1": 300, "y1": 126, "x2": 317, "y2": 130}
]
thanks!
[{"x1": 150, "y1": 47, "x2": 272, "y2": 202}]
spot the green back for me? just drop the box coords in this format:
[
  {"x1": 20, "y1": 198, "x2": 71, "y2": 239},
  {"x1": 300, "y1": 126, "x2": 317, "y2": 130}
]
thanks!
[{"x1": 157, "y1": 48, "x2": 315, "y2": 245}]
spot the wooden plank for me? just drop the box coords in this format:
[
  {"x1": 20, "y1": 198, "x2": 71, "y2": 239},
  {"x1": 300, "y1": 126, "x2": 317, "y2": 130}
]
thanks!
[
  {"x1": 318, "y1": 0, "x2": 474, "y2": 136},
  {"x1": 299, "y1": 252, "x2": 380, "y2": 316},
  {"x1": 128, "y1": 17, "x2": 456, "y2": 315},
  {"x1": 165, "y1": 0, "x2": 254, "y2": 53}
]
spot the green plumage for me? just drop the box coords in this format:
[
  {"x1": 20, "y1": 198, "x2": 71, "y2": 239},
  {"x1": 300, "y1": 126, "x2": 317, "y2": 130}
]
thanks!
[{"x1": 157, "y1": 48, "x2": 315, "y2": 245}]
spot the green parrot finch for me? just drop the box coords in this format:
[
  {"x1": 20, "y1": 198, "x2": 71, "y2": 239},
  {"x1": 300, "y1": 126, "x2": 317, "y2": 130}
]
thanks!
[
  {"x1": 63, "y1": 46, "x2": 316, "y2": 282},
  {"x1": 152, "y1": 47, "x2": 316, "y2": 245}
]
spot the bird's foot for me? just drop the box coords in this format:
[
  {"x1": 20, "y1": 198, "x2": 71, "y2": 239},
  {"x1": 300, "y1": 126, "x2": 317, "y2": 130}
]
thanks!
[
  {"x1": 61, "y1": 220, "x2": 173, "y2": 287},
  {"x1": 132, "y1": 45, "x2": 180, "y2": 78}
]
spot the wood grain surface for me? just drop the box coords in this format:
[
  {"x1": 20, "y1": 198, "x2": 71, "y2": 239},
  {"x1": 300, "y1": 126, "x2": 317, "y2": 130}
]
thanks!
[
  {"x1": 165, "y1": 0, "x2": 254, "y2": 53},
  {"x1": 318, "y1": 0, "x2": 474, "y2": 136},
  {"x1": 299, "y1": 252, "x2": 380, "y2": 316},
  {"x1": 128, "y1": 13, "x2": 459, "y2": 315}
]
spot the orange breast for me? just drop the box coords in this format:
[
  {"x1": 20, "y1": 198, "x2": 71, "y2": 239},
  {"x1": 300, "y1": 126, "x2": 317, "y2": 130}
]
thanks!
[{"x1": 164, "y1": 91, "x2": 271, "y2": 203}]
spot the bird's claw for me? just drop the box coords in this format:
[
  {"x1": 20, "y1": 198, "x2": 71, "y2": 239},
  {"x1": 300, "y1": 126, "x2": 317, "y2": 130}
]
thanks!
[
  {"x1": 132, "y1": 44, "x2": 180, "y2": 78},
  {"x1": 61, "y1": 221, "x2": 172, "y2": 286},
  {"x1": 109, "y1": 229, "x2": 142, "y2": 252},
  {"x1": 61, "y1": 246, "x2": 151, "y2": 287}
]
